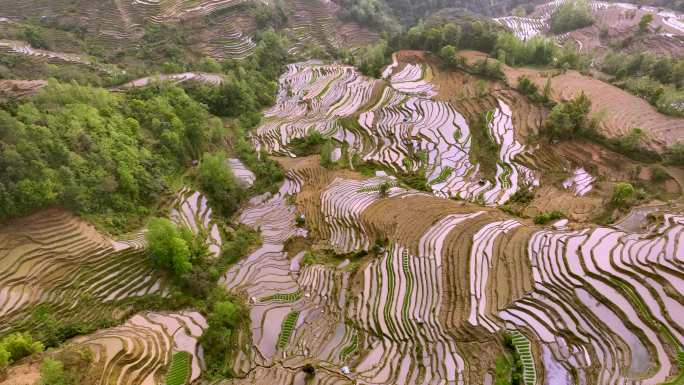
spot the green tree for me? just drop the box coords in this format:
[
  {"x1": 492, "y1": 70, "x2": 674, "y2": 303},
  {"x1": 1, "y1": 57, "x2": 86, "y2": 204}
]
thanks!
[
  {"x1": 439, "y1": 45, "x2": 459, "y2": 68},
  {"x1": 200, "y1": 293, "x2": 248, "y2": 377},
  {"x1": 355, "y1": 40, "x2": 391, "y2": 78},
  {"x1": 0, "y1": 81, "x2": 221, "y2": 232},
  {"x1": 320, "y1": 140, "x2": 334, "y2": 168},
  {"x1": 252, "y1": 30, "x2": 288, "y2": 81},
  {"x1": 379, "y1": 181, "x2": 392, "y2": 197},
  {"x1": 198, "y1": 152, "x2": 244, "y2": 217},
  {"x1": 550, "y1": 0, "x2": 594, "y2": 34},
  {"x1": 0, "y1": 333, "x2": 43, "y2": 361},
  {"x1": 611, "y1": 182, "x2": 636, "y2": 207},
  {"x1": 39, "y1": 358, "x2": 72, "y2": 385},
  {"x1": 665, "y1": 142, "x2": 684, "y2": 165},
  {"x1": 638, "y1": 14, "x2": 654, "y2": 34},
  {"x1": 545, "y1": 93, "x2": 592, "y2": 139},
  {"x1": 0, "y1": 344, "x2": 9, "y2": 374},
  {"x1": 146, "y1": 218, "x2": 192, "y2": 277}
]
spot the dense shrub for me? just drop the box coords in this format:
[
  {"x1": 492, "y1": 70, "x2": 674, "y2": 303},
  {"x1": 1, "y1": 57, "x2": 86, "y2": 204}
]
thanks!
[
  {"x1": 665, "y1": 142, "x2": 684, "y2": 165},
  {"x1": 439, "y1": 45, "x2": 459, "y2": 68},
  {"x1": 516, "y1": 75, "x2": 553, "y2": 105},
  {"x1": 545, "y1": 93, "x2": 593, "y2": 139},
  {"x1": 611, "y1": 182, "x2": 636, "y2": 207},
  {"x1": 404, "y1": 16, "x2": 501, "y2": 55},
  {"x1": 198, "y1": 152, "x2": 245, "y2": 218},
  {"x1": 146, "y1": 218, "x2": 193, "y2": 277},
  {"x1": 353, "y1": 40, "x2": 392, "y2": 78},
  {"x1": 336, "y1": 0, "x2": 398, "y2": 33},
  {"x1": 289, "y1": 131, "x2": 328, "y2": 156},
  {"x1": 550, "y1": 0, "x2": 594, "y2": 34},
  {"x1": 534, "y1": 211, "x2": 563, "y2": 224},
  {"x1": 39, "y1": 358, "x2": 73, "y2": 385},
  {"x1": 221, "y1": 226, "x2": 259, "y2": 266},
  {"x1": 1, "y1": 333, "x2": 44, "y2": 361},
  {"x1": 601, "y1": 52, "x2": 684, "y2": 116},
  {"x1": 200, "y1": 291, "x2": 249, "y2": 378},
  {"x1": 495, "y1": 33, "x2": 557, "y2": 66}
]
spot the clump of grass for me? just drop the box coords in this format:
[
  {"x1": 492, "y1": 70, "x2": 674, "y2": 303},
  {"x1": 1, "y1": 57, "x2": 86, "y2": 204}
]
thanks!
[{"x1": 533, "y1": 211, "x2": 563, "y2": 225}]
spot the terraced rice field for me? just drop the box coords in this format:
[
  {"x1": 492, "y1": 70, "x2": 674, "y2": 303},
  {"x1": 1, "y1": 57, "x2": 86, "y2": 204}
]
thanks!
[
  {"x1": 228, "y1": 158, "x2": 256, "y2": 186},
  {"x1": 68, "y1": 311, "x2": 206, "y2": 385},
  {"x1": 170, "y1": 188, "x2": 224, "y2": 258},
  {"x1": 221, "y1": 154, "x2": 684, "y2": 384},
  {"x1": 0, "y1": 79, "x2": 47, "y2": 100},
  {"x1": 0, "y1": 208, "x2": 167, "y2": 334},
  {"x1": 252, "y1": 58, "x2": 540, "y2": 206},
  {"x1": 117, "y1": 72, "x2": 224, "y2": 89},
  {"x1": 0, "y1": 39, "x2": 117, "y2": 74},
  {"x1": 496, "y1": 0, "x2": 684, "y2": 56},
  {"x1": 494, "y1": 16, "x2": 549, "y2": 40}
]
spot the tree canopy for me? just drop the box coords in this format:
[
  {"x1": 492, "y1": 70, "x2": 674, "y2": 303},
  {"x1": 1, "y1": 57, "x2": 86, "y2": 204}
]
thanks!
[
  {"x1": 146, "y1": 218, "x2": 193, "y2": 277},
  {"x1": 0, "y1": 81, "x2": 222, "y2": 231},
  {"x1": 550, "y1": 0, "x2": 594, "y2": 34}
]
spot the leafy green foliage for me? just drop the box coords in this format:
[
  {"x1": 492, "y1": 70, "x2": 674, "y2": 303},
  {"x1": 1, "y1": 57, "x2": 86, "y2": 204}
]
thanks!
[
  {"x1": 550, "y1": 0, "x2": 594, "y2": 34},
  {"x1": 378, "y1": 181, "x2": 392, "y2": 197},
  {"x1": 493, "y1": 356, "x2": 513, "y2": 385},
  {"x1": 302, "y1": 251, "x2": 318, "y2": 266},
  {"x1": 251, "y1": 0, "x2": 288, "y2": 29},
  {"x1": 495, "y1": 33, "x2": 557, "y2": 67},
  {"x1": 469, "y1": 111, "x2": 500, "y2": 182},
  {"x1": 28, "y1": 305, "x2": 114, "y2": 349},
  {"x1": 611, "y1": 182, "x2": 636, "y2": 207},
  {"x1": 336, "y1": 0, "x2": 398, "y2": 33},
  {"x1": 665, "y1": 142, "x2": 684, "y2": 166},
  {"x1": 0, "y1": 81, "x2": 221, "y2": 231},
  {"x1": 165, "y1": 351, "x2": 191, "y2": 385},
  {"x1": 232, "y1": 125, "x2": 284, "y2": 195},
  {"x1": 146, "y1": 218, "x2": 192, "y2": 277},
  {"x1": 545, "y1": 93, "x2": 593, "y2": 140},
  {"x1": 0, "y1": 345, "x2": 8, "y2": 374},
  {"x1": 200, "y1": 291, "x2": 249, "y2": 378},
  {"x1": 638, "y1": 14, "x2": 654, "y2": 34},
  {"x1": 0, "y1": 332, "x2": 44, "y2": 362},
  {"x1": 471, "y1": 58, "x2": 506, "y2": 80},
  {"x1": 199, "y1": 152, "x2": 245, "y2": 218},
  {"x1": 320, "y1": 140, "x2": 335, "y2": 168},
  {"x1": 533, "y1": 211, "x2": 563, "y2": 225},
  {"x1": 23, "y1": 26, "x2": 50, "y2": 50},
  {"x1": 221, "y1": 226, "x2": 259, "y2": 266},
  {"x1": 439, "y1": 45, "x2": 459, "y2": 68},
  {"x1": 289, "y1": 131, "x2": 328, "y2": 156},
  {"x1": 39, "y1": 358, "x2": 73, "y2": 385},
  {"x1": 353, "y1": 40, "x2": 392, "y2": 78},
  {"x1": 651, "y1": 166, "x2": 670, "y2": 182},
  {"x1": 601, "y1": 52, "x2": 684, "y2": 116},
  {"x1": 404, "y1": 16, "x2": 501, "y2": 55},
  {"x1": 508, "y1": 188, "x2": 535, "y2": 204}
]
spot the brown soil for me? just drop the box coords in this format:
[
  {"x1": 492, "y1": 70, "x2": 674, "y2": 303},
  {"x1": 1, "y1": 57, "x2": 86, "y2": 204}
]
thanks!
[
  {"x1": 524, "y1": 185, "x2": 605, "y2": 222},
  {"x1": 555, "y1": 139, "x2": 639, "y2": 181},
  {"x1": 0, "y1": 361, "x2": 41, "y2": 385},
  {"x1": 572, "y1": 6, "x2": 684, "y2": 58}
]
